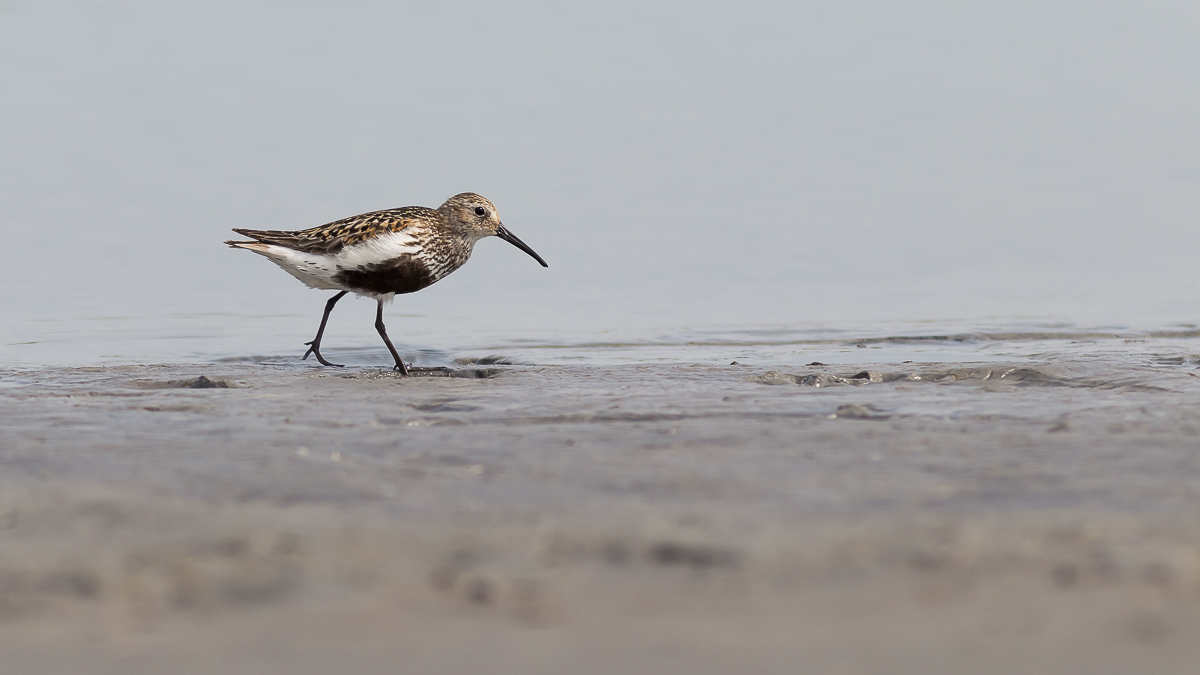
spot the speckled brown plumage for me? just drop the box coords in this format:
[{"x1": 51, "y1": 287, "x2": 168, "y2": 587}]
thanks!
[{"x1": 230, "y1": 206, "x2": 434, "y2": 256}]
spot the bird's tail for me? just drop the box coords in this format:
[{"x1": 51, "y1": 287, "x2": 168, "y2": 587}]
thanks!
[{"x1": 224, "y1": 239, "x2": 270, "y2": 251}]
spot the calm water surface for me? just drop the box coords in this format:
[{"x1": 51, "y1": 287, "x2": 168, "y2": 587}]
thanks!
[{"x1": 2, "y1": 1, "x2": 1198, "y2": 368}]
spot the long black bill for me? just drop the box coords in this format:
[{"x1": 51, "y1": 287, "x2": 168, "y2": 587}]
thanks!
[{"x1": 496, "y1": 224, "x2": 548, "y2": 267}]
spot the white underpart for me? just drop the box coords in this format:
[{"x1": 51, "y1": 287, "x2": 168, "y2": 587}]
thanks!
[{"x1": 233, "y1": 230, "x2": 422, "y2": 300}]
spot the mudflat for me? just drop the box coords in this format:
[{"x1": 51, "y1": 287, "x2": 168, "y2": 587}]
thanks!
[{"x1": 1, "y1": 359, "x2": 1199, "y2": 674}]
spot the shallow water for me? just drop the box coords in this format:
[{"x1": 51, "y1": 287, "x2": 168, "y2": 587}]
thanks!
[
  {"x1": 2, "y1": 1, "x2": 1200, "y2": 371},
  {"x1": 6, "y1": 308, "x2": 1200, "y2": 380}
]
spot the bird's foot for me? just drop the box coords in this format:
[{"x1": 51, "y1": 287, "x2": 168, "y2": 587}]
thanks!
[
  {"x1": 392, "y1": 361, "x2": 410, "y2": 376},
  {"x1": 303, "y1": 341, "x2": 344, "y2": 368}
]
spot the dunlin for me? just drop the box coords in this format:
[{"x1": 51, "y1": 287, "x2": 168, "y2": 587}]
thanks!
[{"x1": 225, "y1": 193, "x2": 547, "y2": 374}]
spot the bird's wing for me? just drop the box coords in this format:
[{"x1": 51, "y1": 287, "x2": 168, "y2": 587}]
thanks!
[{"x1": 228, "y1": 206, "x2": 434, "y2": 255}]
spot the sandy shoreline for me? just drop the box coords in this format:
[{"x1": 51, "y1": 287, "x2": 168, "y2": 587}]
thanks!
[{"x1": 2, "y1": 360, "x2": 1200, "y2": 673}]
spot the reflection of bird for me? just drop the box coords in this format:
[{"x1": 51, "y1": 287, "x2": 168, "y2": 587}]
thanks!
[{"x1": 225, "y1": 193, "x2": 547, "y2": 374}]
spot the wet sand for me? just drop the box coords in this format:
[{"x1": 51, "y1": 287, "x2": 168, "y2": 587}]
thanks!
[{"x1": 2, "y1": 359, "x2": 1200, "y2": 673}]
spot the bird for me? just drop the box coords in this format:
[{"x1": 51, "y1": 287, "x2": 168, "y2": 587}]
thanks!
[{"x1": 225, "y1": 192, "x2": 547, "y2": 375}]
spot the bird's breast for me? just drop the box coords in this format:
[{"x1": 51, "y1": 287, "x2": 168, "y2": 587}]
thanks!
[
  {"x1": 329, "y1": 233, "x2": 475, "y2": 297},
  {"x1": 332, "y1": 253, "x2": 437, "y2": 296}
]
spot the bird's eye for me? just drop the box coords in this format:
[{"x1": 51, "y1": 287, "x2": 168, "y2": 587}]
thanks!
[{"x1": 474, "y1": 206, "x2": 487, "y2": 217}]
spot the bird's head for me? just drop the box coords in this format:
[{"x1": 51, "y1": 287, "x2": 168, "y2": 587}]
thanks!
[{"x1": 439, "y1": 193, "x2": 548, "y2": 267}]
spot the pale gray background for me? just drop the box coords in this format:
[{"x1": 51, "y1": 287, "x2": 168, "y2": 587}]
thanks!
[{"x1": 2, "y1": 1, "x2": 1198, "y2": 364}]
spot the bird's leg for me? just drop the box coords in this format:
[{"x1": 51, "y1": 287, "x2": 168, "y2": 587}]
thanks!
[
  {"x1": 375, "y1": 300, "x2": 409, "y2": 375},
  {"x1": 303, "y1": 290, "x2": 348, "y2": 367}
]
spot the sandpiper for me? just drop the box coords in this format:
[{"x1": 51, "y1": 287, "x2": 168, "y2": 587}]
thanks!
[{"x1": 225, "y1": 192, "x2": 547, "y2": 375}]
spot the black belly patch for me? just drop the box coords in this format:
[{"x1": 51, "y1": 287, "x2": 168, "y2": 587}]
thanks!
[{"x1": 333, "y1": 254, "x2": 436, "y2": 295}]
